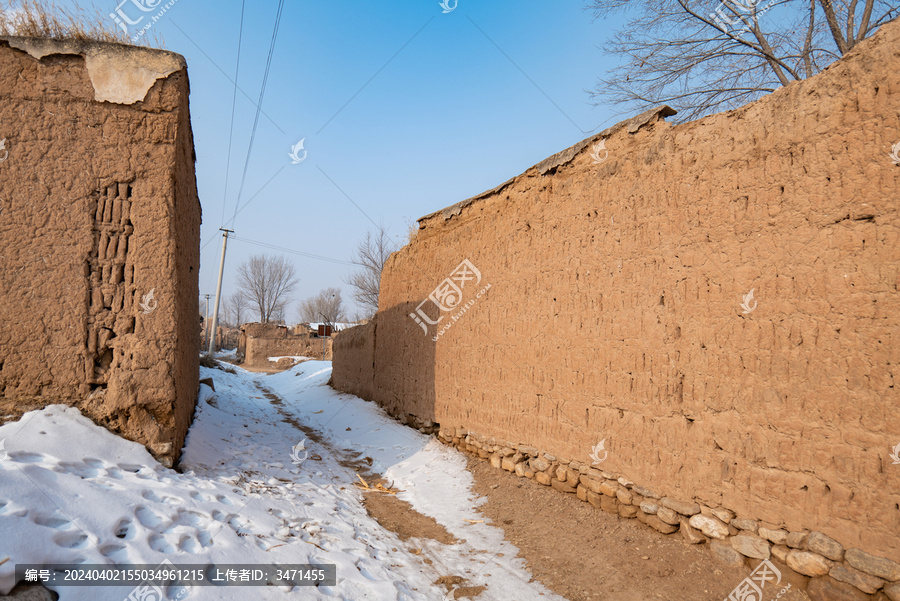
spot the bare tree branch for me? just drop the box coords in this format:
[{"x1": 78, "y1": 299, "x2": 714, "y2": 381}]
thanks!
[
  {"x1": 344, "y1": 227, "x2": 400, "y2": 318},
  {"x1": 236, "y1": 254, "x2": 299, "y2": 324},
  {"x1": 223, "y1": 291, "x2": 249, "y2": 328},
  {"x1": 588, "y1": 0, "x2": 898, "y2": 121},
  {"x1": 297, "y1": 288, "x2": 347, "y2": 325}
]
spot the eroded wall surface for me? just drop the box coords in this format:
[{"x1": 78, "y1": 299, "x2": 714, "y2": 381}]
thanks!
[
  {"x1": 0, "y1": 37, "x2": 201, "y2": 466},
  {"x1": 334, "y1": 20, "x2": 900, "y2": 564}
]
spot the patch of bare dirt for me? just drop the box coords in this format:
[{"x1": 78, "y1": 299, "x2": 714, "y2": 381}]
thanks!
[
  {"x1": 363, "y1": 492, "x2": 457, "y2": 545},
  {"x1": 237, "y1": 363, "x2": 290, "y2": 374},
  {"x1": 257, "y1": 384, "x2": 482, "y2": 598},
  {"x1": 363, "y1": 492, "x2": 488, "y2": 600},
  {"x1": 434, "y1": 575, "x2": 487, "y2": 600},
  {"x1": 465, "y1": 457, "x2": 810, "y2": 601}
]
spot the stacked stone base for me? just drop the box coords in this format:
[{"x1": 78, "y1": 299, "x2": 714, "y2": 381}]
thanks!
[{"x1": 392, "y1": 414, "x2": 900, "y2": 601}]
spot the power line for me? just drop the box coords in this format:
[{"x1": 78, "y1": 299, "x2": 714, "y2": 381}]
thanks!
[
  {"x1": 220, "y1": 0, "x2": 247, "y2": 227},
  {"x1": 231, "y1": 0, "x2": 287, "y2": 226},
  {"x1": 230, "y1": 235, "x2": 355, "y2": 266},
  {"x1": 169, "y1": 20, "x2": 284, "y2": 134},
  {"x1": 202, "y1": 167, "x2": 286, "y2": 254},
  {"x1": 225, "y1": 166, "x2": 286, "y2": 230},
  {"x1": 317, "y1": 166, "x2": 380, "y2": 230}
]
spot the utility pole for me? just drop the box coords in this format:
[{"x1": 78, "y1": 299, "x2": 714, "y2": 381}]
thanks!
[
  {"x1": 207, "y1": 228, "x2": 233, "y2": 356},
  {"x1": 203, "y1": 294, "x2": 211, "y2": 350}
]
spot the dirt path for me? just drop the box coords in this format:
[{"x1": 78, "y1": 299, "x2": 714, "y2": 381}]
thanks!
[
  {"x1": 465, "y1": 457, "x2": 810, "y2": 601},
  {"x1": 255, "y1": 381, "x2": 497, "y2": 599}
]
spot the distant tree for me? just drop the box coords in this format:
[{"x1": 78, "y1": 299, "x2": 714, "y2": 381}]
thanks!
[
  {"x1": 271, "y1": 305, "x2": 286, "y2": 325},
  {"x1": 236, "y1": 254, "x2": 299, "y2": 324},
  {"x1": 345, "y1": 228, "x2": 399, "y2": 318},
  {"x1": 222, "y1": 291, "x2": 249, "y2": 328},
  {"x1": 297, "y1": 288, "x2": 347, "y2": 325},
  {"x1": 588, "y1": 0, "x2": 899, "y2": 121}
]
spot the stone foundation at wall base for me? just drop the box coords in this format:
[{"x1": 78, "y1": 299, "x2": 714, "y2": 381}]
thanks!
[{"x1": 394, "y1": 411, "x2": 899, "y2": 601}]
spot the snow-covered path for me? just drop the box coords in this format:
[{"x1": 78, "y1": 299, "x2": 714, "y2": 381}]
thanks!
[{"x1": 0, "y1": 360, "x2": 564, "y2": 601}]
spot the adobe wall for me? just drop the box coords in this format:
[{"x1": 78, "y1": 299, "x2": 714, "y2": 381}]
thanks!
[
  {"x1": 0, "y1": 37, "x2": 201, "y2": 467},
  {"x1": 333, "y1": 16, "x2": 900, "y2": 588},
  {"x1": 332, "y1": 322, "x2": 375, "y2": 400},
  {"x1": 238, "y1": 323, "x2": 332, "y2": 366}
]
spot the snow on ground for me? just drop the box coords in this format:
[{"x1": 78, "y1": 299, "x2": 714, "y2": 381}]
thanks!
[
  {"x1": 267, "y1": 356, "x2": 312, "y2": 363},
  {"x1": 0, "y1": 361, "x2": 563, "y2": 601}
]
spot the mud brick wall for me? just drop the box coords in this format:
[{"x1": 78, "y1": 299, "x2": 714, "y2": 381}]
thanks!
[
  {"x1": 332, "y1": 322, "x2": 375, "y2": 400},
  {"x1": 239, "y1": 323, "x2": 332, "y2": 366},
  {"x1": 0, "y1": 37, "x2": 201, "y2": 467},
  {"x1": 334, "y1": 18, "x2": 900, "y2": 567}
]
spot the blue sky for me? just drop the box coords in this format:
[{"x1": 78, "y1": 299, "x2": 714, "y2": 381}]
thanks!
[{"x1": 87, "y1": 1, "x2": 625, "y2": 318}]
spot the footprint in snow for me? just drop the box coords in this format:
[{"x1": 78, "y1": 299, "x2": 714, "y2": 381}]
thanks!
[
  {"x1": 105, "y1": 467, "x2": 125, "y2": 480},
  {"x1": 117, "y1": 463, "x2": 156, "y2": 480},
  {"x1": 227, "y1": 515, "x2": 251, "y2": 532},
  {"x1": 178, "y1": 535, "x2": 200, "y2": 554},
  {"x1": 189, "y1": 491, "x2": 214, "y2": 503},
  {"x1": 99, "y1": 542, "x2": 128, "y2": 562},
  {"x1": 91, "y1": 479, "x2": 124, "y2": 491},
  {"x1": 54, "y1": 531, "x2": 89, "y2": 549},
  {"x1": 142, "y1": 490, "x2": 184, "y2": 506},
  {"x1": 32, "y1": 513, "x2": 72, "y2": 530},
  {"x1": 56, "y1": 462, "x2": 100, "y2": 479},
  {"x1": 175, "y1": 510, "x2": 210, "y2": 529},
  {"x1": 135, "y1": 506, "x2": 169, "y2": 531},
  {"x1": 197, "y1": 530, "x2": 213, "y2": 548},
  {"x1": 8, "y1": 451, "x2": 46, "y2": 463},
  {"x1": 148, "y1": 533, "x2": 176, "y2": 554},
  {"x1": 114, "y1": 518, "x2": 135, "y2": 540}
]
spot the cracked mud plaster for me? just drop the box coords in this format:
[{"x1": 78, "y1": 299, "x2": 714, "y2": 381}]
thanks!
[{"x1": 2, "y1": 36, "x2": 184, "y2": 104}]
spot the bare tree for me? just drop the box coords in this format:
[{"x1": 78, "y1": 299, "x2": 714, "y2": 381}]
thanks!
[
  {"x1": 223, "y1": 291, "x2": 249, "y2": 328},
  {"x1": 271, "y1": 305, "x2": 286, "y2": 325},
  {"x1": 236, "y1": 254, "x2": 299, "y2": 324},
  {"x1": 588, "y1": 0, "x2": 899, "y2": 121},
  {"x1": 297, "y1": 288, "x2": 347, "y2": 325},
  {"x1": 345, "y1": 228, "x2": 399, "y2": 318}
]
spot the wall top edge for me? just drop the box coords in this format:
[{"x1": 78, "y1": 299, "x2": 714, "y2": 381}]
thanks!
[
  {"x1": 0, "y1": 35, "x2": 186, "y2": 105},
  {"x1": 416, "y1": 104, "x2": 677, "y2": 226}
]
